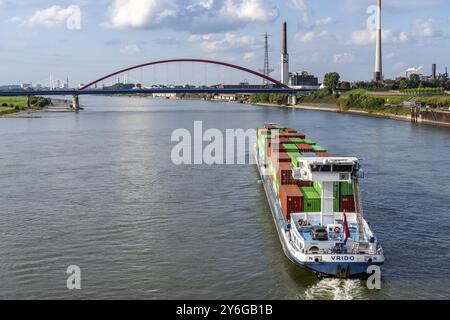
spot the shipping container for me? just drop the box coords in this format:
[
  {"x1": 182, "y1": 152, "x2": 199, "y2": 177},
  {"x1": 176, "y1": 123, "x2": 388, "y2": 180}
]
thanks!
[
  {"x1": 313, "y1": 181, "x2": 323, "y2": 194},
  {"x1": 303, "y1": 139, "x2": 316, "y2": 145},
  {"x1": 340, "y1": 182, "x2": 354, "y2": 196},
  {"x1": 283, "y1": 128, "x2": 298, "y2": 133},
  {"x1": 334, "y1": 182, "x2": 340, "y2": 198},
  {"x1": 289, "y1": 137, "x2": 305, "y2": 144},
  {"x1": 287, "y1": 151, "x2": 302, "y2": 167},
  {"x1": 278, "y1": 138, "x2": 293, "y2": 144},
  {"x1": 270, "y1": 152, "x2": 291, "y2": 169},
  {"x1": 280, "y1": 185, "x2": 304, "y2": 222},
  {"x1": 300, "y1": 187, "x2": 322, "y2": 212},
  {"x1": 297, "y1": 181, "x2": 313, "y2": 187},
  {"x1": 282, "y1": 143, "x2": 299, "y2": 153},
  {"x1": 340, "y1": 195, "x2": 356, "y2": 212},
  {"x1": 273, "y1": 132, "x2": 306, "y2": 139},
  {"x1": 316, "y1": 152, "x2": 332, "y2": 157},
  {"x1": 277, "y1": 163, "x2": 296, "y2": 185},
  {"x1": 334, "y1": 198, "x2": 340, "y2": 212},
  {"x1": 301, "y1": 152, "x2": 317, "y2": 158},
  {"x1": 296, "y1": 143, "x2": 315, "y2": 152},
  {"x1": 312, "y1": 145, "x2": 327, "y2": 153}
]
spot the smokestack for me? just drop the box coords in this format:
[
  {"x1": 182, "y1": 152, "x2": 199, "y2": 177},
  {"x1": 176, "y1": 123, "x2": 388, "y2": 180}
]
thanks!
[
  {"x1": 281, "y1": 22, "x2": 289, "y2": 85},
  {"x1": 432, "y1": 64, "x2": 437, "y2": 79},
  {"x1": 373, "y1": 0, "x2": 383, "y2": 82}
]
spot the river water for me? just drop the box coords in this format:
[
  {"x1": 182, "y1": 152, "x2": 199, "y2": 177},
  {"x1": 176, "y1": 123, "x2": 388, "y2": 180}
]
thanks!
[{"x1": 0, "y1": 96, "x2": 449, "y2": 300}]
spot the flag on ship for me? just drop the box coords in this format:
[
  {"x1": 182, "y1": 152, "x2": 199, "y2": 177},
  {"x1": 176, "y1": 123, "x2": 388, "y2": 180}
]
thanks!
[{"x1": 343, "y1": 211, "x2": 351, "y2": 243}]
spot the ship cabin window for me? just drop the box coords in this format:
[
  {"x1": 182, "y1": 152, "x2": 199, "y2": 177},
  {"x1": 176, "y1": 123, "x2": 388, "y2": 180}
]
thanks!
[
  {"x1": 310, "y1": 164, "x2": 332, "y2": 172},
  {"x1": 333, "y1": 164, "x2": 354, "y2": 172}
]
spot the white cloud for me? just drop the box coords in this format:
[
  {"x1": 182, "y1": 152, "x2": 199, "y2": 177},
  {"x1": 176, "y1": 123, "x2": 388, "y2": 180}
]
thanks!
[
  {"x1": 289, "y1": 0, "x2": 310, "y2": 22},
  {"x1": 243, "y1": 52, "x2": 256, "y2": 62},
  {"x1": 196, "y1": 33, "x2": 255, "y2": 53},
  {"x1": 297, "y1": 31, "x2": 315, "y2": 43},
  {"x1": 347, "y1": 29, "x2": 409, "y2": 46},
  {"x1": 120, "y1": 44, "x2": 141, "y2": 55},
  {"x1": 15, "y1": 5, "x2": 80, "y2": 28},
  {"x1": 333, "y1": 52, "x2": 355, "y2": 64},
  {"x1": 413, "y1": 19, "x2": 434, "y2": 37},
  {"x1": 315, "y1": 17, "x2": 333, "y2": 27},
  {"x1": 103, "y1": 0, "x2": 278, "y2": 33},
  {"x1": 296, "y1": 30, "x2": 329, "y2": 43}
]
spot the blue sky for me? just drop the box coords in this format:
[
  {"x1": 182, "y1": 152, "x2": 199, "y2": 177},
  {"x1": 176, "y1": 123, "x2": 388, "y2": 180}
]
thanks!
[{"x1": 0, "y1": 0, "x2": 449, "y2": 86}]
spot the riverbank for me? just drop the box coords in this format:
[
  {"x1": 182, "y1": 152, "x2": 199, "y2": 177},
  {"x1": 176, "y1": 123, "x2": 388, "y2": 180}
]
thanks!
[
  {"x1": 248, "y1": 101, "x2": 450, "y2": 127},
  {"x1": 0, "y1": 98, "x2": 73, "y2": 118}
]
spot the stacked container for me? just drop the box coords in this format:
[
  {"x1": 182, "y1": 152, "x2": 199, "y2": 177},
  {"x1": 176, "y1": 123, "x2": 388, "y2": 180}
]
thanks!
[
  {"x1": 300, "y1": 187, "x2": 322, "y2": 212},
  {"x1": 280, "y1": 185, "x2": 304, "y2": 222}
]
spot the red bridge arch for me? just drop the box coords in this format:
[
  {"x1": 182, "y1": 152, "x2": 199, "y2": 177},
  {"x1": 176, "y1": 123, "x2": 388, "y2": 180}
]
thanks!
[{"x1": 80, "y1": 59, "x2": 289, "y2": 90}]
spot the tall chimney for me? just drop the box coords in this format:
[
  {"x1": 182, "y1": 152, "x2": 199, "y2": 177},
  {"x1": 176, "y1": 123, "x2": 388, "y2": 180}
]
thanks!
[
  {"x1": 432, "y1": 64, "x2": 437, "y2": 80},
  {"x1": 373, "y1": 0, "x2": 383, "y2": 82},
  {"x1": 281, "y1": 22, "x2": 290, "y2": 85}
]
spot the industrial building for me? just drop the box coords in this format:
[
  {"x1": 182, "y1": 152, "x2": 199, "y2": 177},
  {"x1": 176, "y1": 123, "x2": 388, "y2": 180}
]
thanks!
[{"x1": 289, "y1": 71, "x2": 319, "y2": 87}]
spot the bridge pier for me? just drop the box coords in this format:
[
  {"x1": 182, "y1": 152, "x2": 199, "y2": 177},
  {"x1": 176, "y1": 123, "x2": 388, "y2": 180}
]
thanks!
[
  {"x1": 72, "y1": 95, "x2": 80, "y2": 111},
  {"x1": 27, "y1": 96, "x2": 32, "y2": 109},
  {"x1": 288, "y1": 95, "x2": 297, "y2": 106}
]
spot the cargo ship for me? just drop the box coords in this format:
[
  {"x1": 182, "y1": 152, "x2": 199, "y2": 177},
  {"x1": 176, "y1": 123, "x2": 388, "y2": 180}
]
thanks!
[{"x1": 255, "y1": 124, "x2": 384, "y2": 278}]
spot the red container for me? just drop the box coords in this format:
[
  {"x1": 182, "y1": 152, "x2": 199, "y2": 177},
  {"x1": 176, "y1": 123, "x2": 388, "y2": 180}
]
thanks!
[
  {"x1": 271, "y1": 152, "x2": 291, "y2": 171},
  {"x1": 271, "y1": 143, "x2": 285, "y2": 152},
  {"x1": 284, "y1": 128, "x2": 298, "y2": 133},
  {"x1": 316, "y1": 152, "x2": 332, "y2": 157},
  {"x1": 273, "y1": 132, "x2": 306, "y2": 139},
  {"x1": 340, "y1": 195, "x2": 356, "y2": 213},
  {"x1": 277, "y1": 163, "x2": 296, "y2": 185},
  {"x1": 296, "y1": 143, "x2": 314, "y2": 152},
  {"x1": 277, "y1": 138, "x2": 292, "y2": 144},
  {"x1": 297, "y1": 181, "x2": 313, "y2": 187},
  {"x1": 280, "y1": 185, "x2": 304, "y2": 222}
]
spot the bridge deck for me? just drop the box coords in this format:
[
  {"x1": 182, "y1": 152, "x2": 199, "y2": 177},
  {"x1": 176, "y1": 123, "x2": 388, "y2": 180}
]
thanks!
[{"x1": 0, "y1": 88, "x2": 311, "y2": 97}]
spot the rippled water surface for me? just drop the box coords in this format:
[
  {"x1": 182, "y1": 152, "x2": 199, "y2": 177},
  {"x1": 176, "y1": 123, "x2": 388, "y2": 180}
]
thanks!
[{"x1": 0, "y1": 96, "x2": 449, "y2": 299}]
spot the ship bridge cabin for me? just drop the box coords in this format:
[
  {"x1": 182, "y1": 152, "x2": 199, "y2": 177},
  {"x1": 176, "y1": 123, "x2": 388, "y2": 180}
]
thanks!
[{"x1": 292, "y1": 157, "x2": 361, "y2": 228}]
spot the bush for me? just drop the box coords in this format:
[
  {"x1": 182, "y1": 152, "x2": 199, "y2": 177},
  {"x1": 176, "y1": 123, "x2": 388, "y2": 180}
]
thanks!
[{"x1": 339, "y1": 93, "x2": 385, "y2": 111}]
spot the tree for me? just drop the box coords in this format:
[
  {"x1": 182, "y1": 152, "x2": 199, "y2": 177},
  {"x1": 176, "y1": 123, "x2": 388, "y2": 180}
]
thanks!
[
  {"x1": 399, "y1": 79, "x2": 409, "y2": 91},
  {"x1": 408, "y1": 74, "x2": 420, "y2": 88},
  {"x1": 323, "y1": 72, "x2": 341, "y2": 92},
  {"x1": 340, "y1": 81, "x2": 351, "y2": 90}
]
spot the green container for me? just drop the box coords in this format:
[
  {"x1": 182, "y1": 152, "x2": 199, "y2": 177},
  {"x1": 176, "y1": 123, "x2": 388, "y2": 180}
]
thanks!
[
  {"x1": 334, "y1": 182, "x2": 340, "y2": 198},
  {"x1": 303, "y1": 139, "x2": 316, "y2": 145},
  {"x1": 313, "y1": 181, "x2": 323, "y2": 194},
  {"x1": 312, "y1": 145, "x2": 327, "y2": 152},
  {"x1": 334, "y1": 198, "x2": 340, "y2": 212},
  {"x1": 282, "y1": 143, "x2": 299, "y2": 153},
  {"x1": 274, "y1": 125, "x2": 285, "y2": 129},
  {"x1": 340, "y1": 182, "x2": 354, "y2": 196},
  {"x1": 301, "y1": 187, "x2": 322, "y2": 212},
  {"x1": 288, "y1": 152, "x2": 302, "y2": 167},
  {"x1": 289, "y1": 137, "x2": 305, "y2": 144}
]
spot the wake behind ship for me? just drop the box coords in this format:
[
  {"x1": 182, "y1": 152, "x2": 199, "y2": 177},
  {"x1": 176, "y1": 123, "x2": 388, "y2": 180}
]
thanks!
[{"x1": 255, "y1": 124, "x2": 384, "y2": 278}]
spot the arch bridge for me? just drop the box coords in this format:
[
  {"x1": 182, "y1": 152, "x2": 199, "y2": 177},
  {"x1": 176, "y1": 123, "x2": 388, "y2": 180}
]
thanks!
[{"x1": 0, "y1": 59, "x2": 315, "y2": 109}]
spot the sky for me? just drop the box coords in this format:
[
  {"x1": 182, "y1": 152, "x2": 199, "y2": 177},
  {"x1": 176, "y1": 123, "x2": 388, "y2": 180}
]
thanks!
[{"x1": 0, "y1": 0, "x2": 449, "y2": 86}]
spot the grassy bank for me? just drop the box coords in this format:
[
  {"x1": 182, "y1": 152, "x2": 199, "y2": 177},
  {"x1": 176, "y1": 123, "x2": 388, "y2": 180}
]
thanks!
[
  {"x1": 0, "y1": 96, "x2": 52, "y2": 116},
  {"x1": 293, "y1": 89, "x2": 450, "y2": 116}
]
